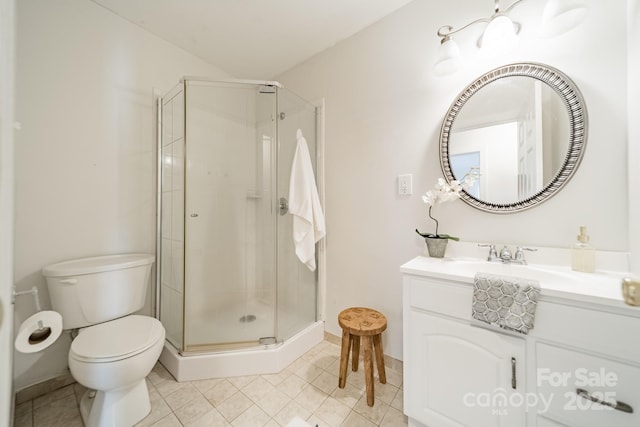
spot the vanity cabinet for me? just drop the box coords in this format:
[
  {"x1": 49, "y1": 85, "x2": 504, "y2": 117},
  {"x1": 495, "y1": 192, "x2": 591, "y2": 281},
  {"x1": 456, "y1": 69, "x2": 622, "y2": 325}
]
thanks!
[
  {"x1": 402, "y1": 257, "x2": 640, "y2": 427},
  {"x1": 403, "y1": 274, "x2": 527, "y2": 427},
  {"x1": 530, "y1": 301, "x2": 640, "y2": 427}
]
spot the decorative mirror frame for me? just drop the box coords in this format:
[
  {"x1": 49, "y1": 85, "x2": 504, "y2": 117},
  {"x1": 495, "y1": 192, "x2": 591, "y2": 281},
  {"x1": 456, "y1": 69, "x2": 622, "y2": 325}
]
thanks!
[{"x1": 440, "y1": 62, "x2": 588, "y2": 213}]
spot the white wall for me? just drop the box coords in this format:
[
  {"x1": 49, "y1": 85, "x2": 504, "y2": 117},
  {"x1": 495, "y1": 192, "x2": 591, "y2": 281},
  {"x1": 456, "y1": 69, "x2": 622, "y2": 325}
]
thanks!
[
  {"x1": 629, "y1": 1, "x2": 640, "y2": 274},
  {"x1": 1, "y1": 0, "x2": 15, "y2": 421},
  {"x1": 277, "y1": 0, "x2": 631, "y2": 361},
  {"x1": 13, "y1": 0, "x2": 228, "y2": 390}
]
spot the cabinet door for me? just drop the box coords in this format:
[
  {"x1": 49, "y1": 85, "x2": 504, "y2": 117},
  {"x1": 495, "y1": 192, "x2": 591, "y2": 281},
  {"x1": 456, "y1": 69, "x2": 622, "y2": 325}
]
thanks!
[
  {"x1": 405, "y1": 309, "x2": 526, "y2": 427},
  {"x1": 536, "y1": 343, "x2": 640, "y2": 427}
]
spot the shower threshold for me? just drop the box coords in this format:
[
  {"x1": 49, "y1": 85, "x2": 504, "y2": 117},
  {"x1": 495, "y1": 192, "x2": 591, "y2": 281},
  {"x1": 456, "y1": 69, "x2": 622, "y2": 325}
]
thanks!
[
  {"x1": 159, "y1": 321, "x2": 324, "y2": 381},
  {"x1": 259, "y1": 336, "x2": 277, "y2": 345},
  {"x1": 179, "y1": 338, "x2": 282, "y2": 355}
]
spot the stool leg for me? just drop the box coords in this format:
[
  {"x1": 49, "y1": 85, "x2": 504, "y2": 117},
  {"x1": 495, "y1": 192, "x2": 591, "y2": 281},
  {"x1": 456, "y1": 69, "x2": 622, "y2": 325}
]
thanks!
[
  {"x1": 338, "y1": 329, "x2": 350, "y2": 388},
  {"x1": 362, "y1": 335, "x2": 374, "y2": 406},
  {"x1": 373, "y1": 334, "x2": 386, "y2": 384},
  {"x1": 351, "y1": 335, "x2": 360, "y2": 371}
]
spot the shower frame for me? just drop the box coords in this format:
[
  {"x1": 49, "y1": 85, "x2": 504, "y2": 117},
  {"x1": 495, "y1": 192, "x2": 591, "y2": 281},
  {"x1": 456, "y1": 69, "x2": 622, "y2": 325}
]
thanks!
[{"x1": 155, "y1": 77, "x2": 325, "y2": 356}]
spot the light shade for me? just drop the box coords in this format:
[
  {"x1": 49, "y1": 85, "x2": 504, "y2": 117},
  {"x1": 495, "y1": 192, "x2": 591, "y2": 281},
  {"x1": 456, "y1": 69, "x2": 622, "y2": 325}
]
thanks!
[
  {"x1": 540, "y1": 0, "x2": 588, "y2": 37},
  {"x1": 433, "y1": 37, "x2": 463, "y2": 76},
  {"x1": 479, "y1": 14, "x2": 518, "y2": 57}
]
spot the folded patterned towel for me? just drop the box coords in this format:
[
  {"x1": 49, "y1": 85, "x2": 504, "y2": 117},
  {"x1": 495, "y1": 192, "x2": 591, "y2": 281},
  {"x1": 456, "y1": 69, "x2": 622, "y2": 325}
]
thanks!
[{"x1": 472, "y1": 272, "x2": 540, "y2": 334}]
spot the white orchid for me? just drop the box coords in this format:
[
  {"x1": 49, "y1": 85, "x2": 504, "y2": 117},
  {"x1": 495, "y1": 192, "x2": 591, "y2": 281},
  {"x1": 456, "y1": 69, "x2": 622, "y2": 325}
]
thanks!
[
  {"x1": 422, "y1": 178, "x2": 464, "y2": 206},
  {"x1": 416, "y1": 172, "x2": 478, "y2": 240}
]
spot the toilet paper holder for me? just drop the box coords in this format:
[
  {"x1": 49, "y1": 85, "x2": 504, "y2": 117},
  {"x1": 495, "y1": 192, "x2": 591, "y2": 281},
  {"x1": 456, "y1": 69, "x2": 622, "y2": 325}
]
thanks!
[
  {"x1": 13, "y1": 285, "x2": 43, "y2": 310},
  {"x1": 13, "y1": 286, "x2": 53, "y2": 344}
]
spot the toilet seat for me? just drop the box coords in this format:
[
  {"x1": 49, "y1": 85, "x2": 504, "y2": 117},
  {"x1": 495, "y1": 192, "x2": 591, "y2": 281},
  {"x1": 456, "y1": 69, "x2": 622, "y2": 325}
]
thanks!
[{"x1": 70, "y1": 315, "x2": 164, "y2": 363}]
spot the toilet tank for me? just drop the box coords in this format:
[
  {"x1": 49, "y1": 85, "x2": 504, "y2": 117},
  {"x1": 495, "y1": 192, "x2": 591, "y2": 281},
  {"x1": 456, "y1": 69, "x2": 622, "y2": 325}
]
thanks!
[{"x1": 42, "y1": 253, "x2": 155, "y2": 329}]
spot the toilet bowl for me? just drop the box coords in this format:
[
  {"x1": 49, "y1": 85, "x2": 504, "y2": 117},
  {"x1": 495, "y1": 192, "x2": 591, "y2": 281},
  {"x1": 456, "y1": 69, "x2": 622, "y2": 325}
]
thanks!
[
  {"x1": 69, "y1": 315, "x2": 165, "y2": 426},
  {"x1": 43, "y1": 253, "x2": 165, "y2": 427}
]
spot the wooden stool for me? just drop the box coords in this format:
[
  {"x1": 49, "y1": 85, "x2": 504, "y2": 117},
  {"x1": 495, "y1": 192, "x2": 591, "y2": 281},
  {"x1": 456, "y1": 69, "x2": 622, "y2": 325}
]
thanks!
[{"x1": 338, "y1": 307, "x2": 387, "y2": 406}]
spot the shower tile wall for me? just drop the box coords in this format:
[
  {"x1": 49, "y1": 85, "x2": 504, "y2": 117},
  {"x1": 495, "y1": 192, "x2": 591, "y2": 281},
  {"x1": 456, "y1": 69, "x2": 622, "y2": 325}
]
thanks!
[{"x1": 161, "y1": 86, "x2": 185, "y2": 348}]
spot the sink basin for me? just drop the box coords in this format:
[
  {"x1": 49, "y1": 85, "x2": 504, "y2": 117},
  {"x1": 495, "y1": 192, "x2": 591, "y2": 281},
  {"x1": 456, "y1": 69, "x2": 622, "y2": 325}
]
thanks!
[
  {"x1": 401, "y1": 256, "x2": 630, "y2": 305},
  {"x1": 443, "y1": 258, "x2": 577, "y2": 283}
]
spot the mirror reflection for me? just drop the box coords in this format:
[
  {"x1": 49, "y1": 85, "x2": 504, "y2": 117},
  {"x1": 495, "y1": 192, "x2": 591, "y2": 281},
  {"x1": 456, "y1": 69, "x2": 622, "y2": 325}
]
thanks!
[
  {"x1": 440, "y1": 63, "x2": 587, "y2": 213},
  {"x1": 449, "y1": 77, "x2": 569, "y2": 204}
]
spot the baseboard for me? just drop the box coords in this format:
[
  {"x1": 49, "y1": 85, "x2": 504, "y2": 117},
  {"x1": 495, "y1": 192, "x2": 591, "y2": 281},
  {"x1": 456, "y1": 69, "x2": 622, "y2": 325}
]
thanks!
[{"x1": 15, "y1": 370, "x2": 75, "y2": 405}]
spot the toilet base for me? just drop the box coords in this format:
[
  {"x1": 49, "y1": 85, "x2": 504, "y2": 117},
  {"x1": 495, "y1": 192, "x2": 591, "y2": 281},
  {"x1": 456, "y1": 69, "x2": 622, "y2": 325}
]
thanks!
[{"x1": 79, "y1": 379, "x2": 151, "y2": 427}]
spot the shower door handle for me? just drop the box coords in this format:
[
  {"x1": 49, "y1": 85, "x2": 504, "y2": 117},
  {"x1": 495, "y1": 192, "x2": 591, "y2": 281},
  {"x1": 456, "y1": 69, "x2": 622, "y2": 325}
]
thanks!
[{"x1": 279, "y1": 197, "x2": 289, "y2": 216}]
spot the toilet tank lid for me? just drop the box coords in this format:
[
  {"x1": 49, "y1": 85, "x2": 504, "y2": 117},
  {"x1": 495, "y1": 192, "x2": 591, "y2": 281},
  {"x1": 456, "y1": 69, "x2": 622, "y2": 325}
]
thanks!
[{"x1": 42, "y1": 253, "x2": 155, "y2": 277}]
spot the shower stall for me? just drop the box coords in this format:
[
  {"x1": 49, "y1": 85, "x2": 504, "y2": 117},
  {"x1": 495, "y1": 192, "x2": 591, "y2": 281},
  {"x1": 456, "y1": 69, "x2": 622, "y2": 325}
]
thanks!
[{"x1": 156, "y1": 78, "x2": 324, "y2": 380}]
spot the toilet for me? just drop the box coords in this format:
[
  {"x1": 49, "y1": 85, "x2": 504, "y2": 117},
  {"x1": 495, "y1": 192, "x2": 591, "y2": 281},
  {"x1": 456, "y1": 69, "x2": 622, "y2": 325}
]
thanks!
[{"x1": 43, "y1": 253, "x2": 166, "y2": 427}]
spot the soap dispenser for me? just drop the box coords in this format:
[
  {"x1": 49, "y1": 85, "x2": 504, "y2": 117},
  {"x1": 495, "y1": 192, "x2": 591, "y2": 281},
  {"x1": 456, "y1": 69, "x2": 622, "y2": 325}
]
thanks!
[{"x1": 571, "y1": 226, "x2": 595, "y2": 273}]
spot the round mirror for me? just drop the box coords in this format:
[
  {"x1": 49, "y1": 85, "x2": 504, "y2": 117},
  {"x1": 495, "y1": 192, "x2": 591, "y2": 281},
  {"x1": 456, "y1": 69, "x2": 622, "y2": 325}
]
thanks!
[{"x1": 440, "y1": 63, "x2": 587, "y2": 213}]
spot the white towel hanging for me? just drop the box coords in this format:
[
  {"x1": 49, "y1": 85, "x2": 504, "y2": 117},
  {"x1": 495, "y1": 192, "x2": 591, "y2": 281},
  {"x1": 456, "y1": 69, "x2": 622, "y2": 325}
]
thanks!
[{"x1": 289, "y1": 129, "x2": 325, "y2": 271}]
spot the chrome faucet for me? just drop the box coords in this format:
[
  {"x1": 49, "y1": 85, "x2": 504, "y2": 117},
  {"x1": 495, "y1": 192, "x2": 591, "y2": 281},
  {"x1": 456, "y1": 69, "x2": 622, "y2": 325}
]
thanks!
[
  {"x1": 479, "y1": 244, "x2": 537, "y2": 265},
  {"x1": 478, "y1": 244, "x2": 498, "y2": 262},
  {"x1": 513, "y1": 246, "x2": 537, "y2": 265}
]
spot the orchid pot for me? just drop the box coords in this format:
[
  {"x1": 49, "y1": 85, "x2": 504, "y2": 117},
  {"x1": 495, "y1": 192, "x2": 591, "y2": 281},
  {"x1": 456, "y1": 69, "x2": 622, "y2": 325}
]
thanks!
[
  {"x1": 415, "y1": 229, "x2": 458, "y2": 258},
  {"x1": 424, "y1": 235, "x2": 449, "y2": 258},
  {"x1": 416, "y1": 174, "x2": 477, "y2": 258}
]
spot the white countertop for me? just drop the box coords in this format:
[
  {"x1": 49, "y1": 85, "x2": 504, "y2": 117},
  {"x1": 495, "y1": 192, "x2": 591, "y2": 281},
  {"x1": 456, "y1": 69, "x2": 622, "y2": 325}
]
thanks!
[{"x1": 401, "y1": 255, "x2": 640, "y2": 311}]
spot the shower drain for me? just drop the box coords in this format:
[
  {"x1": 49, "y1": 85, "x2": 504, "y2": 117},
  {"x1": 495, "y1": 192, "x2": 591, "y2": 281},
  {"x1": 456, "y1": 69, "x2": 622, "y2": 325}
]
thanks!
[{"x1": 239, "y1": 314, "x2": 256, "y2": 323}]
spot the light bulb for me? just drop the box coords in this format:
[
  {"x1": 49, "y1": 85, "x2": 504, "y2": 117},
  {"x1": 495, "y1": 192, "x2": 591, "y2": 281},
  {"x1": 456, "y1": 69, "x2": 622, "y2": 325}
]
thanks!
[
  {"x1": 480, "y1": 15, "x2": 519, "y2": 57},
  {"x1": 433, "y1": 37, "x2": 463, "y2": 76}
]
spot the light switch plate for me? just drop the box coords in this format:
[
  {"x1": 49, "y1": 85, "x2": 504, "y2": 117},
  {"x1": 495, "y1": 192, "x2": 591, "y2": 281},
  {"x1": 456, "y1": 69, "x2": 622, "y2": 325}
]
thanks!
[{"x1": 398, "y1": 174, "x2": 412, "y2": 195}]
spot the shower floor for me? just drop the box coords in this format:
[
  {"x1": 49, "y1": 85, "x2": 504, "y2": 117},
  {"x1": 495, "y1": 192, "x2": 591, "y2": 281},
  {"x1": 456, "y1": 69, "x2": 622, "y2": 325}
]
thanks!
[
  {"x1": 186, "y1": 298, "x2": 301, "y2": 348},
  {"x1": 187, "y1": 298, "x2": 273, "y2": 347}
]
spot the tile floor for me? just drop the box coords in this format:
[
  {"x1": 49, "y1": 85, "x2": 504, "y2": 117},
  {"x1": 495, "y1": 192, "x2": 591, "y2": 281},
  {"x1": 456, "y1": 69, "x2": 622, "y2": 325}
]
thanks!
[{"x1": 13, "y1": 340, "x2": 408, "y2": 427}]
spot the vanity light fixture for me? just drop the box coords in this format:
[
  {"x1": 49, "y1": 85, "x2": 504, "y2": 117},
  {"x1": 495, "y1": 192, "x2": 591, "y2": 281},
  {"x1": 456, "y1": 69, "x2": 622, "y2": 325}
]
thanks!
[{"x1": 433, "y1": 0, "x2": 588, "y2": 76}]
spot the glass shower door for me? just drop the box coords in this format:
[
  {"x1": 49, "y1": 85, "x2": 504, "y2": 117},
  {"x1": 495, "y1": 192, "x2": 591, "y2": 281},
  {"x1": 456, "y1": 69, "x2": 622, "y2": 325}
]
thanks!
[
  {"x1": 183, "y1": 81, "x2": 278, "y2": 351},
  {"x1": 276, "y1": 88, "x2": 318, "y2": 341}
]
